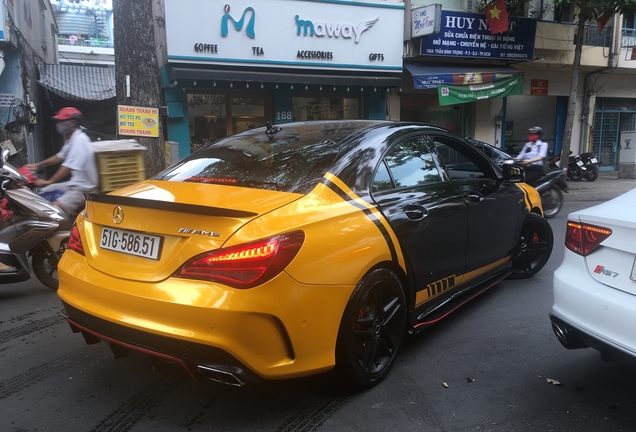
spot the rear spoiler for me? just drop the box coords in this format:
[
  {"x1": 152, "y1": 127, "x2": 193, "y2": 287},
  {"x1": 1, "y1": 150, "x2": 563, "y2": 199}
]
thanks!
[{"x1": 84, "y1": 193, "x2": 258, "y2": 218}]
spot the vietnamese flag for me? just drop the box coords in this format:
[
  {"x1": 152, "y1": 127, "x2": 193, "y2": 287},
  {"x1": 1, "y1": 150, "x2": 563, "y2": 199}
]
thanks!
[{"x1": 485, "y1": 0, "x2": 509, "y2": 35}]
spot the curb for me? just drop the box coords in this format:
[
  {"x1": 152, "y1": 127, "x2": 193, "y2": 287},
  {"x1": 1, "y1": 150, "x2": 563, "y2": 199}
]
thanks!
[{"x1": 563, "y1": 173, "x2": 636, "y2": 202}]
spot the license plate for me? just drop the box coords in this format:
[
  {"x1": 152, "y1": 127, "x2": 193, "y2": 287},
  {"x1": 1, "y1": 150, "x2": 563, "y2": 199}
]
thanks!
[
  {"x1": 590, "y1": 158, "x2": 598, "y2": 164},
  {"x1": 100, "y1": 227, "x2": 162, "y2": 260},
  {"x1": 577, "y1": 160, "x2": 584, "y2": 166}
]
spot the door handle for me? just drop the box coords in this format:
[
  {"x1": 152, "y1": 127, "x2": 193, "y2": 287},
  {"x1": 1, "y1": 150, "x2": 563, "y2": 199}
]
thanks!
[
  {"x1": 403, "y1": 205, "x2": 429, "y2": 220},
  {"x1": 465, "y1": 192, "x2": 484, "y2": 202}
]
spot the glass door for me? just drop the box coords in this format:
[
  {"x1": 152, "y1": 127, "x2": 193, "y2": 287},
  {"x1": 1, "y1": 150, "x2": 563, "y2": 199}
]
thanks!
[{"x1": 188, "y1": 92, "x2": 270, "y2": 153}]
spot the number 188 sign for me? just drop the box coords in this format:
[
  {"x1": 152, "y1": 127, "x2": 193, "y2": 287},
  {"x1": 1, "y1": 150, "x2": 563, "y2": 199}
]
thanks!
[{"x1": 118, "y1": 105, "x2": 159, "y2": 137}]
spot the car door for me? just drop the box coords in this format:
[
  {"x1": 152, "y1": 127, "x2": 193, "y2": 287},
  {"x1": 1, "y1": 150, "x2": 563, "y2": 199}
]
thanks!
[
  {"x1": 431, "y1": 135, "x2": 522, "y2": 273},
  {"x1": 371, "y1": 134, "x2": 468, "y2": 308}
]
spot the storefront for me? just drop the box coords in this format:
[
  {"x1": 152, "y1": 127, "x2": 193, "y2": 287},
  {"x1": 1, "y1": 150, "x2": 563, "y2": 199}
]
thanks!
[
  {"x1": 161, "y1": 0, "x2": 404, "y2": 159},
  {"x1": 402, "y1": 7, "x2": 536, "y2": 147}
]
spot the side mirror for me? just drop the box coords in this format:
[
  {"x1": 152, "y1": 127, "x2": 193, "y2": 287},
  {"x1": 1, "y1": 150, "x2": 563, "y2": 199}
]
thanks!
[{"x1": 502, "y1": 163, "x2": 525, "y2": 183}]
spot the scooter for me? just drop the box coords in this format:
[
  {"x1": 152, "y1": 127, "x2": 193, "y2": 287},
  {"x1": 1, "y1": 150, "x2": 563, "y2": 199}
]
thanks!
[
  {"x1": 527, "y1": 168, "x2": 569, "y2": 218},
  {"x1": 548, "y1": 152, "x2": 587, "y2": 181},
  {"x1": 0, "y1": 148, "x2": 69, "y2": 290},
  {"x1": 579, "y1": 152, "x2": 599, "y2": 181}
]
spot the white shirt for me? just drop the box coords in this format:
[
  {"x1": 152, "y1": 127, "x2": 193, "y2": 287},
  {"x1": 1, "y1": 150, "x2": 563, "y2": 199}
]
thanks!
[
  {"x1": 57, "y1": 129, "x2": 99, "y2": 192},
  {"x1": 517, "y1": 139, "x2": 548, "y2": 166}
]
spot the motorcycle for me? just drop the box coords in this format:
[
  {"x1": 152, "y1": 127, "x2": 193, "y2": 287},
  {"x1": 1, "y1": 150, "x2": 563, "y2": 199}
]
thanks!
[
  {"x1": 579, "y1": 152, "x2": 599, "y2": 181},
  {"x1": 504, "y1": 159, "x2": 568, "y2": 218},
  {"x1": 528, "y1": 168, "x2": 569, "y2": 218},
  {"x1": 0, "y1": 148, "x2": 69, "y2": 290},
  {"x1": 548, "y1": 152, "x2": 587, "y2": 181}
]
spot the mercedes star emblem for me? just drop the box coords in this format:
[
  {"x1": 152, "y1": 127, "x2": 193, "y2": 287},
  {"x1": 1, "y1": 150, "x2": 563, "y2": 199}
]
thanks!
[{"x1": 112, "y1": 206, "x2": 124, "y2": 224}]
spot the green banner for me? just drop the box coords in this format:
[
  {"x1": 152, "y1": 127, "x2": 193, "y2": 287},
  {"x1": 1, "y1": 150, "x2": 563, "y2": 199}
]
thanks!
[{"x1": 437, "y1": 75, "x2": 523, "y2": 106}]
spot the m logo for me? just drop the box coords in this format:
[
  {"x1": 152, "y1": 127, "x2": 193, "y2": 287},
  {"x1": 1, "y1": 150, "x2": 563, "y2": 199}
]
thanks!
[{"x1": 221, "y1": 4, "x2": 256, "y2": 39}]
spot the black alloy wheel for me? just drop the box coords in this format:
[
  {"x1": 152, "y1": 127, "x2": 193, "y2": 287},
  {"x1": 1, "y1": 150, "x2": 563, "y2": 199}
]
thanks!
[
  {"x1": 336, "y1": 268, "x2": 407, "y2": 388},
  {"x1": 508, "y1": 213, "x2": 554, "y2": 279},
  {"x1": 540, "y1": 188, "x2": 563, "y2": 218}
]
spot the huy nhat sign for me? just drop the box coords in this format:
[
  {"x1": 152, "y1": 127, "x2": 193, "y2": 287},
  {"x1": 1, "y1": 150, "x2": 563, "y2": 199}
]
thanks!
[{"x1": 419, "y1": 10, "x2": 536, "y2": 60}]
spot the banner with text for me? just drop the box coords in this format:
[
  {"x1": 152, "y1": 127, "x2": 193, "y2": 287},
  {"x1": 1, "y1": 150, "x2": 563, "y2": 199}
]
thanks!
[
  {"x1": 419, "y1": 11, "x2": 536, "y2": 61},
  {"x1": 118, "y1": 105, "x2": 159, "y2": 137},
  {"x1": 438, "y1": 75, "x2": 523, "y2": 106}
]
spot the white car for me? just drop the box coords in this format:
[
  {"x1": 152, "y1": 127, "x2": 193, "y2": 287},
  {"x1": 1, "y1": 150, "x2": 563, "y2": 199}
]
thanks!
[{"x1": 551, "y1": 187, "x2": 636, "y2": 362}]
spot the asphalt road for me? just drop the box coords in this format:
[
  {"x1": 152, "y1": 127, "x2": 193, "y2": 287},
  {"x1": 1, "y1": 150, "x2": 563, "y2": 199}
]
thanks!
[{"x1": 1, "y1": 201, "x2": 635, "y2": 432}]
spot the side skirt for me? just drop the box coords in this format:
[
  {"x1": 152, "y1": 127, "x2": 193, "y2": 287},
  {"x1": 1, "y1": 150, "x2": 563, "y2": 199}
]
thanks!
[{"x1": 408, "y1": 270, "x2": 510, "y2": 335}]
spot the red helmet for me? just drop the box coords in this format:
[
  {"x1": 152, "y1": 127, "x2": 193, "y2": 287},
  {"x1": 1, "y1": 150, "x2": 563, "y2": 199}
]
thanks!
[{"x1": 52, "y1": 107, "x2": 83, "y2": 121}]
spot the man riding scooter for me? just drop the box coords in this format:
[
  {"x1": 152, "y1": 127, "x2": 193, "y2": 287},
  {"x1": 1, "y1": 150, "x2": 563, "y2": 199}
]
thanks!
[
  {"x1": 0, "y1": 107, "x2": 98, "y2": 273},
  {"x1": 27, "y1": 107, "x2": 99, "y2": 223},
  {"x1": 513, "y1": 126, "x2": 567, "y2": 218},
  {"x1": 516, "y1": 126, "x2": 549, "y2": 183}
]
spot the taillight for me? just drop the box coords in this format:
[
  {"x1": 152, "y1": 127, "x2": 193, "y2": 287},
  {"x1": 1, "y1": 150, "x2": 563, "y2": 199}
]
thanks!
[
  {"x1": 175, "y1": 231, "x2": 305, "y2": 288},
  {"x1": 565, "y1": 221, "x2": 612, "y2": 256},
  {"x1": 68, "y1": 224, "x2": 85, "y2": 256}
]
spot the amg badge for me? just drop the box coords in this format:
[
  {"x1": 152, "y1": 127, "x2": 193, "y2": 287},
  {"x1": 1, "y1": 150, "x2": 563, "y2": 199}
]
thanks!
[{"x1": 179, "y1": 228, "x2": 220, "y2": 237}]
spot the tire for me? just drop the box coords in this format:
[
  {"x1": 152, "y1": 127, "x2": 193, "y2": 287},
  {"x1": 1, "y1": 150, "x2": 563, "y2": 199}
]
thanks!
[
  {"x1": 508, "y1": 213, "x2": 554, "y2": 279},
  {"x1": 584, "y1": 165, "x2": 599, "y2": 182},
  {"x1": 568, "y1": 166, "x2": 583, "y2": 181},
  {"x1": 32, "y1": 242, "x2": 65, "y2": 291},
  {"x1": 335, "y1": 268, "x2": 407, "y2": 389},
  {"x1": 540, "y1": 187, "x2": 563, "y2": 219}
]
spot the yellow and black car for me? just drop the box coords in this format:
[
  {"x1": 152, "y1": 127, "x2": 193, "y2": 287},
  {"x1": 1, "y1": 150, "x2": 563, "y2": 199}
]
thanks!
[{"x1": 58, "y1": 120, "x2": 553, "y2": 388}]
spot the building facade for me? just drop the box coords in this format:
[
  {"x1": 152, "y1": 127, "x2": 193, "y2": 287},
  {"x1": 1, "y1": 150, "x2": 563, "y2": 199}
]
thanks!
[
  {"x1": 159, "y1": 0, "x2": 405, "y2": 159},
  {"x1": 403, "y1": 0, "x2": 636, "y2": 172},
  {"x1": 0, "y1": 0, "x2": 58, "y2": 165}
]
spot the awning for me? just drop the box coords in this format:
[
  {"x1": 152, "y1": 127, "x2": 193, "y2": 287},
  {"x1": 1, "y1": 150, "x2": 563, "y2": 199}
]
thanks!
[
  {"x1": 404, "y1": 62, "x2": 523, "y2": 90},
  {"x1": 38, "y1": 64, "x2": 116, "y2": 101},
  {"x1": 170, "y1": 67, "x2": 402, "y2": 87}
]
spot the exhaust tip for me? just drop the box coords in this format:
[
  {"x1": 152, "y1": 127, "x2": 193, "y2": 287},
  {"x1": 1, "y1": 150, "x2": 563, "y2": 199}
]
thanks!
[
  {"x1": 197, "y1": 365, "x2": 247, "y2": 387},
  {"x1": 551, "y1": 320, "x2": 588, "y2": 349}
]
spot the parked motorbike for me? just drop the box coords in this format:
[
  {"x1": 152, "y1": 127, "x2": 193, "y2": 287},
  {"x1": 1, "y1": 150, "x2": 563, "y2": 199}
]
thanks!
[
  {"x1": 0, "y1": 148, "x2": 69, "y2": 290},
  {"x1": 579, "y1": 152, "x2": 599, "y2": 181},
  {"x1": 548, "y1": 152, "x2": 587, "y2": 181}
]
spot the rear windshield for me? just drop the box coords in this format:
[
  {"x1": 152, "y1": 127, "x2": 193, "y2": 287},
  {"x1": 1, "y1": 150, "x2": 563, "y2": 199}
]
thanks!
[{"x1": 155, "y1": 130, "x2": 339, "y2": 194}]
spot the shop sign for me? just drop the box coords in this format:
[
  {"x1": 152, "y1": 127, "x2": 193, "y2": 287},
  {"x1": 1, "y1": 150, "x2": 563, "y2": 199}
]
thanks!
[
  {"x1": 419, "y1": 10, "x2": 536, "y2": 61},
  {"x1": 437, "y1": 75, "x2": 523, "y2": 106},
  {"x1": 530, "y1": 79, "x2": 549, "y2": 95},
  {"x1": 412, "y1": 4, "x2": 442, "y2": 39},
  {"x1": 412, "y1": 70, "x2": 522, "y2": 89},
  {"x1": 164, "y1": 0, "x2": 404, "y2": 73},
  {"x1": 118, "y1": 105, "x2": 159, "y2": 137}
]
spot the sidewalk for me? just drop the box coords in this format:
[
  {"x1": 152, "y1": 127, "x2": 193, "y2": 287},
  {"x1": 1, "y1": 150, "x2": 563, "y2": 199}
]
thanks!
[{"x1": 564, "y1": 171, "x2": 636, "y2": 202}]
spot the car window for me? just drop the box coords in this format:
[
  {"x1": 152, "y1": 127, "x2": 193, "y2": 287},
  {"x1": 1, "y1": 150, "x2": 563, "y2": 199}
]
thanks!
[
  {"x1": 433, "y1": 136, "x2": 494, "y2": 180},
  {"x1": 372, "y1": 161, "x2": 394, "y2": 192},
  {"x1": 374, "y1": 136, "x2": 442, "y2": 190},
  {"x1": 154, "y1": 133, "x2": 339, "y2": 194}
]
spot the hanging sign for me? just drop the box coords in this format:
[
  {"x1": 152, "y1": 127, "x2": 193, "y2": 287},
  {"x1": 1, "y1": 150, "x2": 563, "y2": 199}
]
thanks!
[
  {"x1": 118, "y1": 105, "x2": 159, "y2": 137},
  {"x1": 412, "y1": 4, "x2": 442, "y2": 38},
  {"x1": 438, "y1": 75, "x2": 523, "y2": 106}
]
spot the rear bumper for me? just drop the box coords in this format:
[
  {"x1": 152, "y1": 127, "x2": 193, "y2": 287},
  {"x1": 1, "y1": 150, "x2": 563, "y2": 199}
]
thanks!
[
  {"x1": 62, "y1": 301, "x2": 262, "y2": 385},
  {"x1": 58, "y1": 251, "x2": 353, "y2": 382},
  {"x1": 551, "y1": 251, "x2": 636, "y2": 360}
]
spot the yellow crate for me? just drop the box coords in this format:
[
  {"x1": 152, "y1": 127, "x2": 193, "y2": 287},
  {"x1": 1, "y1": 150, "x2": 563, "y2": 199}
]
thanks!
[{"x1": 96, "y1": 151, "x2": 145, "y2": 192}]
